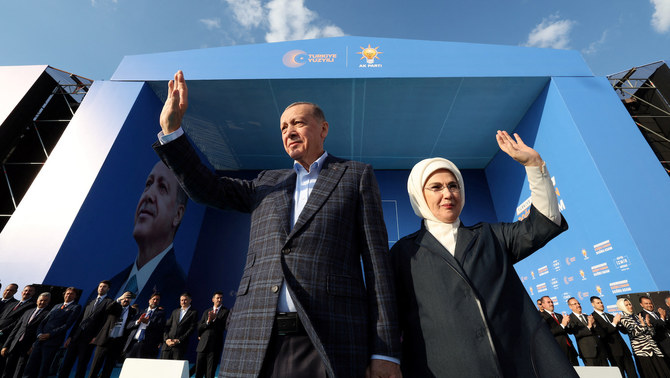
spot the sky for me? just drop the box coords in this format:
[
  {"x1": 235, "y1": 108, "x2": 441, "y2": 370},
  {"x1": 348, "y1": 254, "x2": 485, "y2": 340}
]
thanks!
[{"x1": 0, "y1": 0, "x2": 669, "y2": 80}]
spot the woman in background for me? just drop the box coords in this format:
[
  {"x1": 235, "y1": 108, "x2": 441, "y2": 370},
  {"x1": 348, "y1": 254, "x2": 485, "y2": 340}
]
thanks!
[
  {"x1": 616, "y1": 298, "x2": 670, "y2": 377},
  {"x1": 391, "y1": 131, "x2": 576, "y2": 377}
]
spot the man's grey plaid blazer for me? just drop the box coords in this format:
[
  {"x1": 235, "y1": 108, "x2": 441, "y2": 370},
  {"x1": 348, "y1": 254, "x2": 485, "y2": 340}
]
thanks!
[{"x1": 154, "y1": 135, "x2": 400, "y2": 377}]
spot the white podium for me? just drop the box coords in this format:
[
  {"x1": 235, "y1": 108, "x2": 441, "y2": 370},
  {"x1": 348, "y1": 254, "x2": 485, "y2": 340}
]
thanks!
[
  {"x1": 574, "y1": 366, "x2": 623, "y2": 378},
  {"x1": 119, "y1": 358, "x2": 189, "y2": 378}
]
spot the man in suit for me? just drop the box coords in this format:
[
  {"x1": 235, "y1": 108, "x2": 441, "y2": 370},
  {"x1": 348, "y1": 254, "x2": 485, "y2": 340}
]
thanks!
[
  {"x1": 639, "y1": 295, "x2": 670, "y2": 365},
  {"x1": 0, "y1": 285, "x2": 36, "y2": 373},
  {"x1": 194, "y1": 291, "x2": 229, "y2": 378},
  {"x1": 124, "y1": 292, "x2": 165, "y2": 359},
  {"x1": 154, "y1": 71, "x2": 400, "y2": 377},
  {"x1": 590, "y1": 296, "x2": 638, "y2": 377},
  {"x1": 161, "y1": 293, "x2": 197, "y2": 360},
  {"x1": 0, "y1": 285, "x2": 18, "y2": 318},
  {"x1": 1, "y1": 292, "x2": 50, "y2": 378},
  {"x1": 22, "y1": 287, "x2": 82, "y2": 378},
  {"x1": 106, "y1": 161, "x2": 188, "y2": 311},
  {"x1": 566, "y1": 297, "x2": 608, "y2": 366},
  {"x1": 540, "y1": 296, "x2": 579, "y2": 365},
  {"x1": 87, "y1": 292, "x2": 136, "y2": 378},
  {"x1": 57, "y1": 281, "x2": 114, "y2": 378}
]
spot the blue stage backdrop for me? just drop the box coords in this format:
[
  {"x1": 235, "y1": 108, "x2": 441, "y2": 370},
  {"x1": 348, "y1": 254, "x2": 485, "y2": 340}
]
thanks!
[{"x1": 1, "y1": 36, "x2": 669, "y2": 330}]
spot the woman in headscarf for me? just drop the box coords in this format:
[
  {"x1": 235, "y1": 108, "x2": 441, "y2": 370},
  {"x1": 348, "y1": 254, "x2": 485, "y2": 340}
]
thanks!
[
  {"x1": 616, "y1": 298, "x2": 670, "y2": 377},
  {"x1": 390, "y1": 130, "x2": 577, "y2": 377}
]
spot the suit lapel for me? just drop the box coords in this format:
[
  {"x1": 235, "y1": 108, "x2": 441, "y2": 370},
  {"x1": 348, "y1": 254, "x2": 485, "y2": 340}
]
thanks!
[
  {"x1": 288, "y1": 156, "x2": 345, "y2": 239},
  {"x1": 274, "y1": 170, "x2": 296, "y2": 237},
  {"x1": 415, "y1": 227, "x2": 468, "y2": 278},
  {"x1": 454, "y1": 224, "x2": 477, "y2": 264}
]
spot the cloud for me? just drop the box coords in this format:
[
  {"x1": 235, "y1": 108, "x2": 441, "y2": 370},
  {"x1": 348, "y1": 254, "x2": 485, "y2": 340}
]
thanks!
[
  {"x1": 582, "y1": 30, "x2": 608, "y2": 55},
  {"x1": 524, "y1": 15, "x2": 575, "y2": 49},
  {"x1": 225, "y1": 0, "x2": 264, "y2": 28},
  {"x1": 199, "y1": 18, "x2": 222, "y2": 30},
  {"x1": 650, "y1": 0, "x2": 670, "y2": 33},
  {"x1": 220, "y1": 0, "x2": 344, "y2": 43},
  {"x1": 91, "y1": 0, "x2": 117, "y2": 6},
  {"x1": 264, "y1": 0, "x2": 344, "y2": 42}
]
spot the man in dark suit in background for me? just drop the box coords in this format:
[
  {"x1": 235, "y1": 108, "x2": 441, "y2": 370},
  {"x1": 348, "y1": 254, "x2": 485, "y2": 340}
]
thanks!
[
  {"x1": 106, "y1": 161, "x2": 188, "y2": 311},
  {"x1": 0, "y1": 285, "x2": 36, "y2": 373},
  {"x1": 590, "y1": 296, "x2": 638, "y2": 377},
  {"x1": 0, "y1": 285, "x2": 18, "y2": 318},
  {"x1": 124, "y1": 292, "x2": 165, "y2": 359},
  {"x1": 57, "y1": 281, "x2": 114, "y2": 378},
  {"x1": 540, "y1": 296, "x2": 579, "y2": 366},
  {"x1": 87, "y1": 292, "x2": 136, "y2": 378},
  {"x1": 194, "y1": 291, "x2": 229, "y2": 378},
  {"x1": 567, "y1": 297, "x2": 608, "y2": 366},
  {"x1": 1, "y1": 292, "x2": 50, "y2": 378},
  {"x1": 161, "y1": 293, "x2": 197, "y2": 361},
  {"x1": 639, "y1": 295, "x2": 670, "y2": 366},
  {"x1": 155, "y1": 71, "x2": 400, "y2": 378},
  {"x1": 22, "y1": 287, "x2": 82, "y2": 378}
]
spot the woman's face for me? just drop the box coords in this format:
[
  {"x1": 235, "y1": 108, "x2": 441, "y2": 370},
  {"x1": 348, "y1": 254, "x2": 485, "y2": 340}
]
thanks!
[
  {"x1": 624, "y1": 300, "x2": 633, "y2": 313},
  {"x1": 423, "y1": 169, "x2": 462, "y2": 223}
]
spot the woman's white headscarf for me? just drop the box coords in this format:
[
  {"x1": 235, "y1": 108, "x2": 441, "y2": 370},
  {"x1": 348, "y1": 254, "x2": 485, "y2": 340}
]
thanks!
[
  {"x1": 616, "y1": 298, "x2": 632, "y2": 315},
  {"x1": 407, "y1": 158, "x2": 465, "y2": 255}
]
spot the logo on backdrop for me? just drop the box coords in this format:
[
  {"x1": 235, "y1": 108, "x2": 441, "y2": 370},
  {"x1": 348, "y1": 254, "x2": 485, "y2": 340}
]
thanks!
[
  {"x1": 609, "y1": 280, "x2": 632, "y2": 294},
  {"x1": 582, "y1": 249, "x2": 589, "y2": 260},
  {"x1": 615, "y1": 255, "x2": 631, "y2": 272},
  {"x1": 536, "y1": 282, "x2": 547, "y2": 293},
  {"x1": 565, "y1": 256, "x2": 576, "y2": 266},
  {"x1": 607, "y1": 304, "x2": 619, "y2": 313},
  {"x1": 594, "y1": 239, "x2": 613, "y2": 255},
  {"x1": 282, "y1": 49, "x2": 338, "y2": 68},
  {"x1": 563, "y1": 275, "x2": 574, "y2": 285},
  {"x1": 579, "y1": 270, "x2": 587, "y2": 280},
  {"x1": 551, "y1": 277, "x2": 560, "y2": 290},
  {"x1": 577, "y1": 291, "x2": 590, "y2": 301},
  {"x1": 591, "y1": 262, "x2": 610, "y2": 277},
  {"x1": 538, "y1": 265, "x2": 549, "y2": 276},
  {"x1": 357, "y1": 44, "x2": 383, "y2": 68},
  {"x1": 552, "y1": 259, "x2": 561, "y2": 272},
  {"x1": 596, "y1": 285, "x2": 603, "y2": 296}
]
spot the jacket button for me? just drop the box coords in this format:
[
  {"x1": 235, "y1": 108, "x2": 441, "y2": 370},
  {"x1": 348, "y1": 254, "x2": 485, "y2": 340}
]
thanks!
[
  {"x1": 271, "y1": 285, "x2": 279, "y2": 293},
  {"x1": 282, "y1": 248, "x2": 291, "y2": 255}
]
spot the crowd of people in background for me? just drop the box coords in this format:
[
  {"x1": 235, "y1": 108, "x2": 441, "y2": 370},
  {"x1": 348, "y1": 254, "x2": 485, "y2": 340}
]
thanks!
[
  {"x1": 0, "y1": 281, "x2": 229, "y2": 378},
  {"x1": 537, "y1": 294, "x2": 670, "y2": 377}
]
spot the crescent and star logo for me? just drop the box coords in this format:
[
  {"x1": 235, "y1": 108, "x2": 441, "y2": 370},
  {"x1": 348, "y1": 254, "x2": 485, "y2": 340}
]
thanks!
[{"x1": 282, "y1": 50, "x2": 307, "y2": 68}]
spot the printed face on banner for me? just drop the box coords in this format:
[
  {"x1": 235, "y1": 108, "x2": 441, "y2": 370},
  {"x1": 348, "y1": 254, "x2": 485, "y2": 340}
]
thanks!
[{"x1": 133, "y1": 162, "x2": 185, "y2": 247}]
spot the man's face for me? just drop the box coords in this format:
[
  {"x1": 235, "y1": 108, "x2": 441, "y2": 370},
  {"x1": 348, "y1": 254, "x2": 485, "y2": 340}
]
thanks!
[
  {"x1": 36, "y1": 295, "x2": 50, "y2": 309},
  {"x1": 63, "y1": 289, "x2": 76, "y2": 303},
  {"x1": 133, "y1": 162, "x2": 184, "y2": 245},
  {"x1": 3, "y1": 284, "x2": 17, "y2": 299},
  {"x1": 641, "y1": 297, "x2": 654, "y2": 312},
  {"x1": 540, "y1": 297, "x2": 554, "y2": 312},
  {"x1": 591, "y1": 298, "x2": 605, "y2": 312},
  {"x1": 148, "y1": 295, "x2": 160, "y2": 309},
  {"x1": 280, "y1": 104, "x2": 328, "y2": 168},
  {"x1": 97, "y1": 283, "x2": 110, "y2": 296},
  {"x1": 21, "y1": 286, "x2": 35, "y2": 301},
  {"x1": 568, "y1": 299, "x2": 582, "y2": 314},
  {"x1": 180, "y1": 295, "x2": 191, "y2": 309},
  {"x1": 120, "y1": 296, "x2": 131, "y2": 307},
  {"x1": 212, "y1": 294, "x2": 223, "y2": 308}
]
